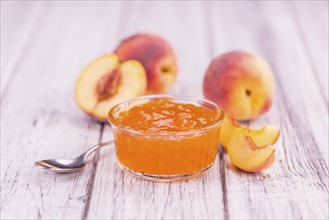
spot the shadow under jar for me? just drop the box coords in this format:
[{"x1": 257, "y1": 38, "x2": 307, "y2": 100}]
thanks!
[{"x1": 108, "y1": 95, "x2": 225, "y2": 182}]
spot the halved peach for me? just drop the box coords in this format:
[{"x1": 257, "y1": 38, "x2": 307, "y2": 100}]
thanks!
[
  {"x1": 219, "y1": 116, "x2": 241, "y2": 148},
  {"x1": 227, "y1": 127, "x2": 276, "y2": 172},
  {"x1": 75, "y1": 54, "x2": 147, "y2": 121}
]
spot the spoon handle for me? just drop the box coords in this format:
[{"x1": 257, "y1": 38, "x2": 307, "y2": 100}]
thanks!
[{"x1": 81, "y1": 140, "x2": 114, "y2": 162}]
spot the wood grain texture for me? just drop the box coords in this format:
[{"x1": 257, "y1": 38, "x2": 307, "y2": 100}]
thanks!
[
  {"x1": 1, "y1": 1, "x2": 328, "y2": 219},
  {"x1": 1, "y1": 2, "x2": 121, "y2": 219},
  {"x1": 206, "y1": 1, "x2": 328, "y2": 219},
  {"x1": 1, "y1": 1, "x2": 43, "y2": 96},
  {"x1": 292, "y1": 1, "x2": 329, "y2": 105}
]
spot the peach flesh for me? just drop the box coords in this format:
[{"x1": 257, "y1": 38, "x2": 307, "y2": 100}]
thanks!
[
  {"x1": 74, "y1": 54, "x2": 147, "y2": 122},
  {"x1": 219, "y1": 116, "x2": 280, "y2": 150},
  {"x1": 228, "y1": 128, "x2": 276, "y2": 173}
]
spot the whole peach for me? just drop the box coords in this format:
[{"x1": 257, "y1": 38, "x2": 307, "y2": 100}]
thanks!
[
  {"x1": 203, "y1": 51, "x2": 275, "y2": 121},
  {"x1": 114, "y1": 33, "x2": 177, "y2": 94}
]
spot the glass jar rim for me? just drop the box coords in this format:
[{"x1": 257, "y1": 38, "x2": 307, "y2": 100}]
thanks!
[{"x1": 107, "y1": 94, "x2": 225, "y2": 136}]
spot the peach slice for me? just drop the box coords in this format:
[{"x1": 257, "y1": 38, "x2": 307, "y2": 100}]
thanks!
[
  {"x1": 227, "y1": 127, "x2": 276, "y2": 172},
  {"x1": 248, "y1": 125, "x2": 280, "y2": 146},
  {"x1": 219, "y1": 116, "x2": 241, "y2": 148},
  {"x1": 75, "y1": 54, "x2": 147, "y2": 121},
  {"x1": 219, "y1": 116, "x2": 280, "y2": 149}
]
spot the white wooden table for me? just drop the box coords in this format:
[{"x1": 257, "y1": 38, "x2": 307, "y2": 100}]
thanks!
[{"x1": 1, "y1": 1, "x2": 328, "y2": 219}]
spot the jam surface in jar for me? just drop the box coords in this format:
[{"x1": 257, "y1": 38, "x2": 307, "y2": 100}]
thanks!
[
  {"x1": 112, "y1": 98, "x2": 222, "y2": 176},
  {"x1": 119, "y1": 99, "x2": 216, "y2": 132}
]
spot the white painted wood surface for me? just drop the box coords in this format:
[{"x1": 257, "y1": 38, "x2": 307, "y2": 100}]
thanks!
[{"x1": 1, "y1": 1, "x2": 328, "y2": 219}]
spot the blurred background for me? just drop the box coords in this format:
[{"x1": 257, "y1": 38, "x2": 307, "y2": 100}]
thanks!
[{"x1": 3, "y1": 1, "x2": 327, "y2": 99}]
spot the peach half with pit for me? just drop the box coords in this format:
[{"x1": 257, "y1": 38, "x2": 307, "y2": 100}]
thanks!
[{"x1": 75, "y1": 54, "x2": 147, "y2": 122}]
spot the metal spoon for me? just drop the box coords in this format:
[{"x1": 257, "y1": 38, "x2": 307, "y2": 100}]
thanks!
[{"x1": 35, "y1": 140, "x2": 114, "y2": 173}]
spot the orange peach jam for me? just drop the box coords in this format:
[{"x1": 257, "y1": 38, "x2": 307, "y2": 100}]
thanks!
[{"x1": 110, "y1": 98, "x2": 222, "y2": 176}]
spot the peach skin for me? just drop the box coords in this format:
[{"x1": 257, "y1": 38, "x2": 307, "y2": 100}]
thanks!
[
  {"x1": 115, "y1": 33, "x2": 177, "y2": 94},
  {"x1": 203, "y1": 51, "x2": 275, "y2": 121}
]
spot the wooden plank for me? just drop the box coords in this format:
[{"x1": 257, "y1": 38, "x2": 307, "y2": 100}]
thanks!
[
  {"x1": 292, "y1": 1, "x2": 328, "y2": 104},
  {"x1": 290, "y1": 1, "x2": 329, "y2": 159},
  {"x1": 206, "y1": 1, "x2": 328, "y2": 219},
  {"x1": 1, "y1": 1, "x2": 43, "y2": 95},
  {"x1": 1, "y1": 2, "x2": 122, "y2": 219},
  {"x1": 87, "y1": 2, "x2": 225, "y2": 219}
]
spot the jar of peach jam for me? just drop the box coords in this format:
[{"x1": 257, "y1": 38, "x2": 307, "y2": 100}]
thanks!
[{"x1": 108, "y1": 95, "x2": 225, "y2": 181}]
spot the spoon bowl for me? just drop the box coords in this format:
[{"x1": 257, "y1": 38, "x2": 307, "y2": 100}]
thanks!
[
  {"x1": 35, "y1": 158, "x2": 85, "y2": 173},
  {"x1": 35, "y1": 140, "x2": 113, "y2": 173}
]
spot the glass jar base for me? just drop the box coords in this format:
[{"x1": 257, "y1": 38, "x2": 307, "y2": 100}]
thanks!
[{"x1": 117, "y1": 161, "x2": 216, "y2": 182}]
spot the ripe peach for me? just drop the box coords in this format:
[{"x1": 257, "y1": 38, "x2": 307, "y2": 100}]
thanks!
[
  {"x1": 114, "y1": 33, "x2": 177, "y2": 94},
  {"x1": 75, "y1": 54, "x2": 147, "y2": 122},
  {"x1": 203, "y1": 51, "x2": 275, "y2": 121}
]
